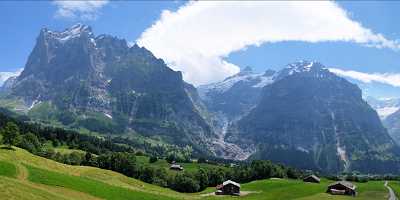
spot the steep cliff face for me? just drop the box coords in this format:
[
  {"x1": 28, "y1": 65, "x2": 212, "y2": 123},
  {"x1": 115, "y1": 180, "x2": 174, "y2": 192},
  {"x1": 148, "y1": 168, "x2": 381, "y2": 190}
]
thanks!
[
  {"x1": 6, "y1": 24, "x2": 214, "y2": 153},
  {"x1": 226, "y1": 61, "x2": 400, "y2": 173},
  {"x1": 384, "y1": 109, "x2": 400, "y2": 145}
]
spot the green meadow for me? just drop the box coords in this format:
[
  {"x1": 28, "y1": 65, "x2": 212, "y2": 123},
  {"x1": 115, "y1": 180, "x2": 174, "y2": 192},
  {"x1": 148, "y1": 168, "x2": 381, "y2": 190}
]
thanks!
[{"x1": 0, "y1": 146, "x2": 393, "y2": 200}]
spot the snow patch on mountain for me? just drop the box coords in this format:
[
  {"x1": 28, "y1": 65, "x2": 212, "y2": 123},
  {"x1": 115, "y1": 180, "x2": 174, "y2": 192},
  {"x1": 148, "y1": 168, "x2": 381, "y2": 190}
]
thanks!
[
  {"x1": 199, "y1": 67, "x2": 276, "y2": 93},
  {"x1": 0, "y1": 69, "x2": 23, "y2": 86},
  {"x1": 44, "y1": 23, "x2": 93, "y2": 44},
  {"x1": 252, "y1": 75, "x2": 274, "y2": 88},
  {"x1": 366, "y1": 96, "x2": 400, "y2": 119}
]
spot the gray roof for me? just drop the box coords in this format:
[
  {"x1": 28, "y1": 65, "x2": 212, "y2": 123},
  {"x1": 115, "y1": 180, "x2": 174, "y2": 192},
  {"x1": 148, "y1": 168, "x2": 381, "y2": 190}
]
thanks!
[
  {"x1": 328, "y1": 181, "x2": 356, "y2": 190},
  {"x1": 223, "y1": 180, "x2": 240, "y2": 188},
  {"x1": 304, "y1": 175, "x2": 320, "y2": 182}
]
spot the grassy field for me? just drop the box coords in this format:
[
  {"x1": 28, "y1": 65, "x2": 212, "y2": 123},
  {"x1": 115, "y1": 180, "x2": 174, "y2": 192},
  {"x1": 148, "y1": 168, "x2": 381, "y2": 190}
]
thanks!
[
  {"x1": 54, "y1": 147, "x2": 86, "y2": 155},
  {"x1": 199, "y1": 178, "x2": 388, "y2": 200},
  {"x1": 0, "y1": 160, "x2": 17, "y2": 178},
  {"x1": 0, "y1": 146, "x2": 391, "y2": 200},
  {"x1": 389, "y1": 181, "x2": 400, "y2": 198}
]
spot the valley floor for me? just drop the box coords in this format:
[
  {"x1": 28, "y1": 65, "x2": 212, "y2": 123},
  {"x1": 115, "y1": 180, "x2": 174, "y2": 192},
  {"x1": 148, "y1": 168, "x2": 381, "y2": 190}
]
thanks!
[{"x1": 0, "y1": 147, "x2": 393, "y2": 200}]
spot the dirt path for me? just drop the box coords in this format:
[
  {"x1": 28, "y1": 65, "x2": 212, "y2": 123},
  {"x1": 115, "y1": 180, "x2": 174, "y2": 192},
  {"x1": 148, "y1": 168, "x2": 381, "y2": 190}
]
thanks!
[
  {"x1": 385, "y1": 181, "x2": 398, "y2": 200},
  {"x1": 16, "y1": 163, "x2": 29, "y2": 180},
  {"x1": 200, "y1": 191, "x2": 259, "y2": 197}
]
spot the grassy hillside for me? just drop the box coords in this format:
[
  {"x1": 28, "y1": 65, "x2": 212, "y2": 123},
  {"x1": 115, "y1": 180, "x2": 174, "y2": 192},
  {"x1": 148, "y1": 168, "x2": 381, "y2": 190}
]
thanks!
[
  {"x1": 0, "y1": 146, "x2": 390, "y2": 200},
  {"x1": 389, "y1": 181, "x2": 400, "y2": 198}
]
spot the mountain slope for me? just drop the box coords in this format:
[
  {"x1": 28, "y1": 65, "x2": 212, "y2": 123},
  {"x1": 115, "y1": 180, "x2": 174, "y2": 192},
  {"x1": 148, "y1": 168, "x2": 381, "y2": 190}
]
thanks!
[
  {"x1": 2, "y1": 24, "x2": 214, "y2": 154},
  {"x1": 0, "y1": 147, "x2": 388, "y2": 200},
  {"x1": 384, "y1": 109, "x2": 400, "y2": 145},
  {"x1": 227, "y1": 61, "x2": 400, "y2": 173},
  {"x1": 0, "y1": 147, "x2": 189, "y2": 200}
]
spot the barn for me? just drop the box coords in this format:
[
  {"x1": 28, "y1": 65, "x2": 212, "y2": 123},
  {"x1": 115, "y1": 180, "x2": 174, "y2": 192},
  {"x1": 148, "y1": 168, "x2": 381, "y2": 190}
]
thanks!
[
  {"x1": 327, "y1": 181, "x2": 357, "y2": 196},
  {"x1": 169, "y1": 164, "x2": 183, "y2": 171},
  {"x1": 303, "y1": 175, "x2": 320, "y2": 183},
  {"x1": 215, "y1": 180, "x2": 240, "y2": 196}
]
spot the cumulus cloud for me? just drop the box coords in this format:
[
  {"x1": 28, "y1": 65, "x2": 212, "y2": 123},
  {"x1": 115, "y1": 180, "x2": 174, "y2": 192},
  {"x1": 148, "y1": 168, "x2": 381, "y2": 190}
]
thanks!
[
  {"x1": 53, "y1": 0, "x2": 109, "y2": 20},
  {"x1": 329, "y1": 68, "x2": 400, "y2": 87},
  {"x1": 137, "y1": 1, "x2": 400, "y2": 86},
  {"x1": 0, "y1": 68, "x2": 23, "y2": 86}
]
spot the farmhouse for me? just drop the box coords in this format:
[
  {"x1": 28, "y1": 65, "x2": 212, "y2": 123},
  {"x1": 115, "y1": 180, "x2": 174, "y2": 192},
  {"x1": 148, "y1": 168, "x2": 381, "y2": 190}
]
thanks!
[
  {"x1": 303, "y1": 175, "x2": 320, "y2": 183},
  {"x1": 169, "y1": 164, "x2": 184, "y2": 171},
  {"x1": 327, "y1": 181, "x2": 357, "y2": 196},
  {"x1": 215, "y1": 180, "x2": 240, "y2": 196}
]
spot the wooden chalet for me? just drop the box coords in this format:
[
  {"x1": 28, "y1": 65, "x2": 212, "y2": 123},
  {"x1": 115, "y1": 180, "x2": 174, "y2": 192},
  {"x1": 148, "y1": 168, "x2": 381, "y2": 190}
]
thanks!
[
  {"x1": 215, "y1": 180, "x2": 240, "y2": 196},
  {"x1": 303, "y1": 175, "x2": 321, "y2": 183},
  {"x1": 169, "y1": 164, "x2": 184, "y2": 171},
  {"x1": 327, "y1": 181, "x2": 357, "y2": 196}
]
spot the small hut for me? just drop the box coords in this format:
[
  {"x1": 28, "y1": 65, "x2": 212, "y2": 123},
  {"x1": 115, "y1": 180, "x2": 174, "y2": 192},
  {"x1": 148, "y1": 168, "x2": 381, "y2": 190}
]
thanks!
[
  {"x1": 303, "y1": 175, "x2": 321, "y2": 183},
  {"x1": 215, "y1": 180, "x2": 240, "y2": 196},
  {"x1": 169, "y1": 164, "x2": 183, "y2": 171},
  {"x1": 327, "y1": 181, "x2": 356, "y2": 196}
]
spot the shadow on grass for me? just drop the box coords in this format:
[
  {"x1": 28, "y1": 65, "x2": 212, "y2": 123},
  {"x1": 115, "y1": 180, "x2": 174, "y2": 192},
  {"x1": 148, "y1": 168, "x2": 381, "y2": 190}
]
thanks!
[{"x1": 0, "y1": 146, "x2": 16, "y2": 151}]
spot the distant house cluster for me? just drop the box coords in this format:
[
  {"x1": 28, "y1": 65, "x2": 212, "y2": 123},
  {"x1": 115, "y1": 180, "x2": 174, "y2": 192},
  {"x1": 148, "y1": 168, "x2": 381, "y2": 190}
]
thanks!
[
  {"x1": 213, "y1": 174, "x2": 357, "y2": 197},
  {"x1": 303, "y1": 175, "x2": 356, "y2": 197}
]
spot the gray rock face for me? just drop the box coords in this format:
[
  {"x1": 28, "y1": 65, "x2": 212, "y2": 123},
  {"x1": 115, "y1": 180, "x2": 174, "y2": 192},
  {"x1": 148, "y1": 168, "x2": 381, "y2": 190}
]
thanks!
[
  {"x1": 226, "y1": 61, "x2": 400, "y2": 173},
  {"x1": 6, "y1": 24, "x2": 214, "y2": 154},
  {"x1": 384, "y1": 109, "x2": 400, "y2": 145},
  {"x1": 198, "y1": 60, "x2": 400, "y2": 173}
]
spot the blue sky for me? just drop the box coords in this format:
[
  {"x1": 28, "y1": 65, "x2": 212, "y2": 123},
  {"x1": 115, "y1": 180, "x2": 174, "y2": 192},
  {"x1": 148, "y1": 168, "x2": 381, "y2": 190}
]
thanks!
[{"x1": 1, "y1": 1, "x2": 400, "y2": 98}]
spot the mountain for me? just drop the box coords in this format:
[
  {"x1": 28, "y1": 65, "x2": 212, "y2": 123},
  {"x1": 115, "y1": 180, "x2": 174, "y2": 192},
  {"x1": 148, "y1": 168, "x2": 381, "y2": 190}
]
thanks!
[
  {"x1": 198, "y1": 66, "x2": 275, "y2": 120},
  {"x1": 198, "y1": 67, "x2": 276, "y2": 159},
  {"x1": 366, "y1": 97, "x2": 400, "y2": 145},
  {"x1": 365, "y1": 96, "x2": 400, "y2": 120},
  {"x1": 384, "y1": 109, "x2": 400, "y2": 145},
  {"x1": 2, "y1": 24, "x2": 214, "y2": 154},
  {"x1": 223, "y1": 61, "x2": 400, "y2": 173}
]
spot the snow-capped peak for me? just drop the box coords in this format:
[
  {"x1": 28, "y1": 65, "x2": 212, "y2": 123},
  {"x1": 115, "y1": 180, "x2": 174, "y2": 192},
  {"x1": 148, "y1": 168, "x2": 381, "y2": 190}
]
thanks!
[
  {"x1": 285, "y1": 60, "x2": 322, "y2": 73},
  {"x1": 274, "y1": 60, "x2": 328, "y2": 79},
  {"x1": 365, "y1": 96, "x2": 400, "y2": 119},
  {"x1": 198, "y1": 68, "x2": 275, "y2": 93},
  {"x1": 199, "y1": 60, "x2": 329, "y2": 95}
]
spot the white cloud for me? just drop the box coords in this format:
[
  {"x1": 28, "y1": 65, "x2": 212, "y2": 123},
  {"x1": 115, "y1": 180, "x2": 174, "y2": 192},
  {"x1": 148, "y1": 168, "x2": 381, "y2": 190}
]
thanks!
[
  {"x1": 0, "y1": 68, "x2": 23, "y2": 86},
  {"x1": 137, "y1": 1, "x2": 400, "y2": 86},
  {"x1": 53, "y1": 0, "x2": 109, "y2": 20},
  {"x1": 329, "y1": 68, "x2": 400, "y2": 87}
]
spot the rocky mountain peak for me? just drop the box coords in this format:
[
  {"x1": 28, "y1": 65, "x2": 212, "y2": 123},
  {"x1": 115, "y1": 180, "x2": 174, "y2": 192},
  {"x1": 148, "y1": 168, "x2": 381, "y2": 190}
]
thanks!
[
  {"x1": 238, "y1": 66, "x2": 253, "y2": 76},
  {"x1": 274, "y1": 60, "x2": 331, "y2": 81},
  {"x1": 40, "y1": 23, "x2": 94, "y2": 44},
  {"x1": 284, "y1": 60, "x2": 324, "y2": 73}
]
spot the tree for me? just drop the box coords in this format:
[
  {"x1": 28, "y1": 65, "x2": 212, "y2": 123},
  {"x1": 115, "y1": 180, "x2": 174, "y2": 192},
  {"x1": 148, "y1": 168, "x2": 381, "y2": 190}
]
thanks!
[
  {"x1": 139, "y1": 166, "x2": 155, "y2": 183},
  {"x1": 83, "y1": 152, "x2": 97, "y2": 166},
  {"x1": 68, "y1": 152, "x2": 84, "y2": 165},
  {"x1": 19, "y1": 132, "x2": 41, "y2": 154},
  {"x1": 149, "y1": 156, "x2": 158, "y2": 163},
  {"x1": 197, "y1": 157, "x2": 207, "y2": 164},
  {"x1": 166, "y1": 153, "x2": 176, "y2": 163},
  {"x1": 1, "y1": 122, "x2": 21, "y2": 148},
  {"x1": 171, "y1": 173, "x2": 200, "y2": 193},
  {"x1": 195, "y1": 168, "x2": 209, "y2": 190}
]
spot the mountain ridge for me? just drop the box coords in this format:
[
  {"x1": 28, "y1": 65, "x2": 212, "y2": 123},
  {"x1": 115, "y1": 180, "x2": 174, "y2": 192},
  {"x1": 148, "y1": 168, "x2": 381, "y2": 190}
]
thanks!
[{"x1": 2, "y1": 24, "x2": 215, "y2": 155}]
